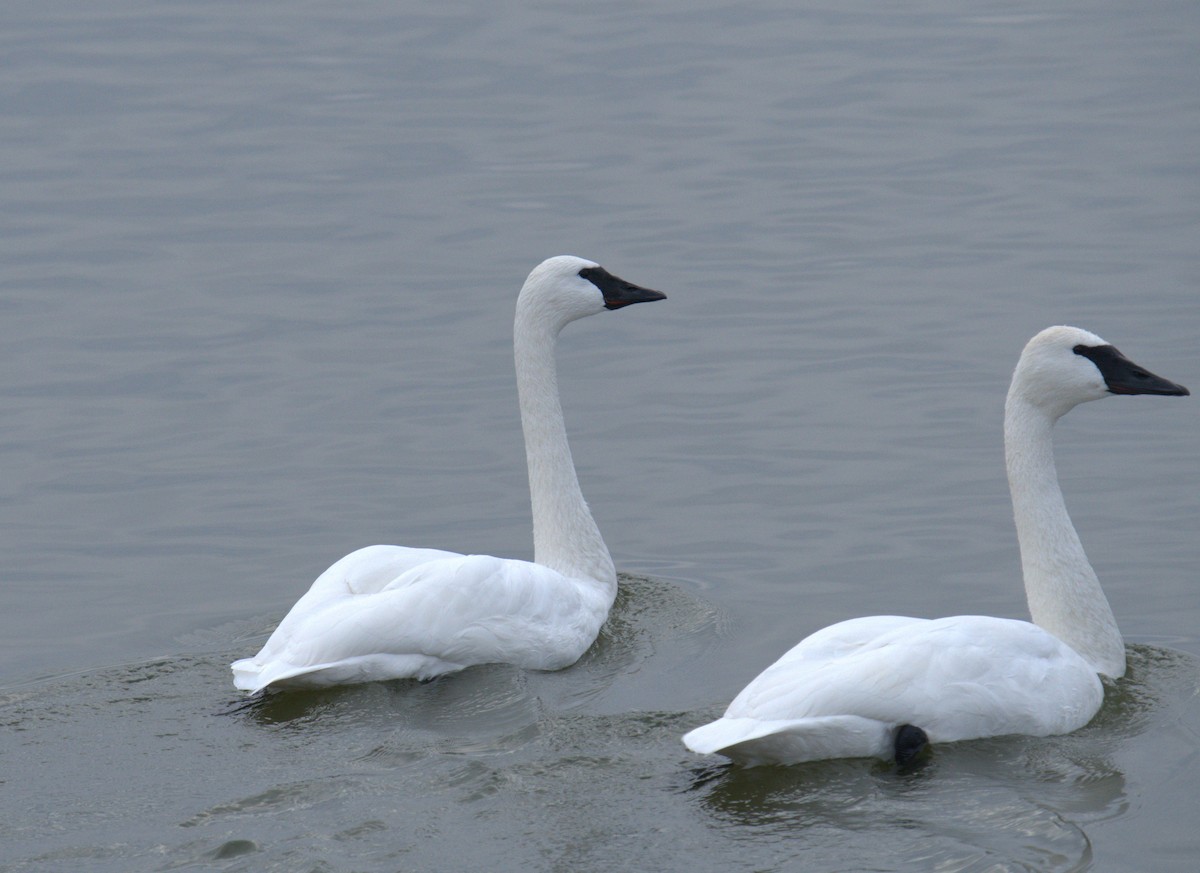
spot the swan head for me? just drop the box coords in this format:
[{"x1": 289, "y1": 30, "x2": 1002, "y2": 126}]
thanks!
[
  {"x1": 1011, "y1": 325, "x2": 1188, "y2": 419},
  {"x1": 517, "y1": 256, "x2": 666, "y2": 332}
]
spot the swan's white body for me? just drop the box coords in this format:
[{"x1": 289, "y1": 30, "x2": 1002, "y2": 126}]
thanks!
[
  {"x1": 684, "y1": 326, "x2": 1187, "y2": 765},
  {"x1": 683, "y1": 614, "x2": 1102, "y2": 765},
  {"x1": 232, "y1": 256, "x2": 665, "y2": 693}
]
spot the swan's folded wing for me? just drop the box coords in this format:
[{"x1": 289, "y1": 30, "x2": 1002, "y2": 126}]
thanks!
[
  {"x1": 262, "y1": 554, "x2": 609, "y2": 678},
  {"x1": 724, "y1": 615, "x2": 1103, "y2": 742},
  {"x1": 248, "y1": 545, "x2": 465, "y2": 663},
  {"x1": 766, "y1": 615, "x2": 926, "y2": 665},
  {"x1": 307, "y1": 544, "x2": 465, "y2": 600},
  {"x1": 262, "y1": 544, "x2": 466, "y2": 633}
]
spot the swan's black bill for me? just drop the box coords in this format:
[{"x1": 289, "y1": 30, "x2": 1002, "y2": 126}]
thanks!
[
  {"x1": 1074, "y1": 344, "x2": 1190, "y2": 397},
  {"x1": 579, "y1": 266, "x2": 667, "y2": 310}
]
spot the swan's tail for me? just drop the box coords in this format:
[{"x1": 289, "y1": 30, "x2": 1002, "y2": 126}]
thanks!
[
  {"x1": 230, "y1": 657, "x2": 274, "y2": 694},
  {"x1": 231, "y1": 652, "x2": 464, "y2": 693},
  {"x1": 230, "y1": 656, "x2": 327, "y2": 693},
  {"x1": 682, "y1": 715, "x2": 893, "y2": 766}
]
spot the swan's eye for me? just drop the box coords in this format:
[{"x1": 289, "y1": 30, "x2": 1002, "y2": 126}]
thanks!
[{"x1": 1073, "y1": 343, "x2": 1122, "y2": 371}]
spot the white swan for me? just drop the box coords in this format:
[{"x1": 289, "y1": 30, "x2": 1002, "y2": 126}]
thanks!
[
  {"x1": 232, "y1": 256, "x2": 665, "y2": 693},
  {"x1": 683, "y1": 326, "x2": 1188, "y2": 766}
]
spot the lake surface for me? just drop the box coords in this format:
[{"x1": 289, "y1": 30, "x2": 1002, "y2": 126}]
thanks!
[{"x1": 2, "y1": 1, "x2": 1198, "y2": 870}]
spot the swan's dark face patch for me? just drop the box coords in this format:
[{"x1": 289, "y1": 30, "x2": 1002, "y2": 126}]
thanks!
[
  {"x1": 579, "y1": 266, "x2": 666, "y2": 310},
  {"x1": 1073, "y1": 344, "x2": 1189, "y2": 397}
]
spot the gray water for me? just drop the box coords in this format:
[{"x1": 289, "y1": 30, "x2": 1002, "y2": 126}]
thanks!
[{"x1": 2, "y1": 2, "x2": 1198, "y2": 871}]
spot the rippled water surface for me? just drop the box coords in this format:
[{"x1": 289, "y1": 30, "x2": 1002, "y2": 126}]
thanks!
[{"x1": 2, "y1": 2, "x2": 1198, "y2": 871}]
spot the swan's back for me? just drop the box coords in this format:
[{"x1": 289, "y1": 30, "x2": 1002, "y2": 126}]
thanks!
[{"x1": 683, "y1": 615, "x2": 1103, "y2": 765}]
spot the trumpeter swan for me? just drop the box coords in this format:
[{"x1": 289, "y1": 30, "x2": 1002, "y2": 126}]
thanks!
[
  {"x1": 683, "y1": 326, "x2": 1187, "y2": 765},
  {"x1": 232, "y1": 256, "x2": 665, "y2": 692}
]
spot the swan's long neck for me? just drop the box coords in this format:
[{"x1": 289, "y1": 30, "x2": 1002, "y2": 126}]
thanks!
[
  {"x1": 514, "y1": 305, "x2": 616, "y2": 591},
  {"x1": 1004, "y1": 392, "x2": 1125, "y2": 677}
]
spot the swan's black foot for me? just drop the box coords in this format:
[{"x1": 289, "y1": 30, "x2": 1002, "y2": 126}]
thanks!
[{"x1": 893, "y1": 723, "x2": 930, "y2": 765}]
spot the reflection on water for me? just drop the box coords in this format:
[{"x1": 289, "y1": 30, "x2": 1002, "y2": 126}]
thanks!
[
  {"x1": 528, "y1": 573, "x2": 728, "y2": 713},
  {"x1": 1091, "y1": 644, "x2": 1200, "y2": 736},
  {"x1": 237, "y1": 663, "x2": 546, "y2": 762}
]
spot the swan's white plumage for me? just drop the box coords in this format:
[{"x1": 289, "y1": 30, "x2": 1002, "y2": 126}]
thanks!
[
  {"x1": 232, "y1": 256, "x2": 664, "y2": 693},
  {"x1": 232, "y1": 545, "x2": 612, "y2": 689},
  {"x1": 683, "y1": 615, "x2": 1102, "y2": 765},
  {"x1": 684, "y1": 326, "x2": 1186, "y2": 765}
]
